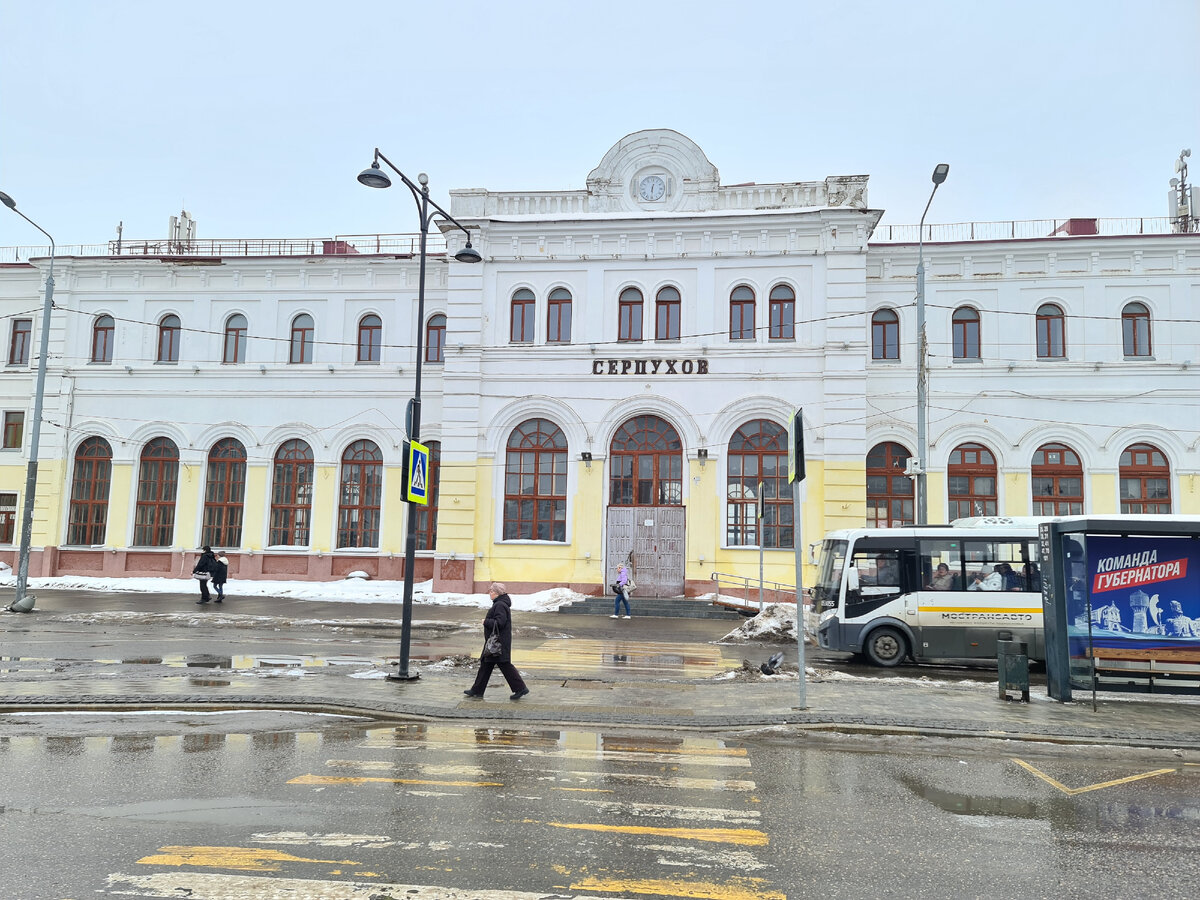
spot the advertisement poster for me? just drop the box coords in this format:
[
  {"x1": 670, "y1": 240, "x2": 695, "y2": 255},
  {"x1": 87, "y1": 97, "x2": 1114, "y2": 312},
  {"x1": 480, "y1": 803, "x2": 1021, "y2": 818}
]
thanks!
[{"x1": 1066, "y1": 534, "x2": 1200, "y2": 659}]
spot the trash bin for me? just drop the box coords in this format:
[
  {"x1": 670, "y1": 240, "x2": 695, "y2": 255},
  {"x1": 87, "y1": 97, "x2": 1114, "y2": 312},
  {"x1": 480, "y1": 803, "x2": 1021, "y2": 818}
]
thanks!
[{"x1": 997, "y1": 639, "x2": 1030, "y2": 702}]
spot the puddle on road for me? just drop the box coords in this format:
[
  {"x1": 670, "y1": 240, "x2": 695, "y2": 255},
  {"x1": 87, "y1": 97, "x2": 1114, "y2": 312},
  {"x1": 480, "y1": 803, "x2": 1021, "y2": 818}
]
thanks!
[{"x1": 2, "y1": 639, "x2": 737, "y2": 677}]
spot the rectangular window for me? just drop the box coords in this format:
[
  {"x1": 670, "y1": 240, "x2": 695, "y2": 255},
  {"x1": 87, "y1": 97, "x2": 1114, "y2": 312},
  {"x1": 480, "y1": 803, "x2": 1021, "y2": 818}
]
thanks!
[
  {"x1": 618, "y1": 297, "x2": 643, "y2": 341},
  {"x1": 655, "y1": 298, "x2": 680, "y2": 340},
  {"x1": 730, "y1": 299, "x2": 755, "y2": 341},
  {"x1": 547, "y1": 293, "x2": 572, "y2": 343},
  {"x1": 769, "y1": 298, "x2": 794, "y2": 340},
  {"x1": 511, "y1": 298, "x2": 535, "y2": 343},
  {"x1": 3, "y1": 412, "x2": 23, "y2": 449},
  {"x1": 9, "y1": 319, "x2": 32, "y2": 366},
  {"x1": 223, "y1": 326, "x2": 246, "y2": 364},
  {"x1": 0, "y1": 492, "x2": 15, "y2": 543}
]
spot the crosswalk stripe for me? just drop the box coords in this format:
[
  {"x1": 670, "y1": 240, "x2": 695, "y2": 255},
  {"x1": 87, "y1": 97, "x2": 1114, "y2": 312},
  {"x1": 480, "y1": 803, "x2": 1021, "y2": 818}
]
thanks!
[
  {"x1": 287, "y1": 773, "x2": 502, "y2": 787},
  {"x1": 104, "y1": 871, "x2": 637, "y2": 899},
  {"x1": 546, "y1": 821, "x2": 768, "y2": 846}
]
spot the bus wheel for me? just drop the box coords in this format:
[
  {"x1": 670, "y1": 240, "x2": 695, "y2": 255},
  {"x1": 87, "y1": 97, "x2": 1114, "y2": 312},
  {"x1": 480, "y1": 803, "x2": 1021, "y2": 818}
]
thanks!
[{"x1": 865, "y1": 627, "x2": 908, "y2": 667}]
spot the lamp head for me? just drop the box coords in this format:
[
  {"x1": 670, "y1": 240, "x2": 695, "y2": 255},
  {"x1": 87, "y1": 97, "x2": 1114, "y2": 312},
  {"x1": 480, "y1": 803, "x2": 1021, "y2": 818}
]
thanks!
[
  {"x1": 454, "y1": 242, "x2": 482, "y2": 264},
  {"x1": 357, "y1": 161, "x2": 392, "y2": 189},
  {"x1": 931, "y1": 163, "x2": 950, "y2": 185},
  {"x1": 0, "y1": 190, "x2": 16, "y2": 211}
]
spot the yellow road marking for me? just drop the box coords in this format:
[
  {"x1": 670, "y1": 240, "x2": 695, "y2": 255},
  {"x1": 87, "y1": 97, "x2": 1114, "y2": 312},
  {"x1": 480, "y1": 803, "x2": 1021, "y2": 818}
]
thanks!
[
  {"x1": 1012, "y1": 758, "x2": 1177, "y2": 795},
  {"x1": 288, "y1": 773, "x2": 502, "y2": 787},
  {"x1": 136, "y1": 846, "x2": 358, "y2": 872},
  {"x1": 546, "y1": 821, "x2": 767, "y2": 846},
  {"x1": 572, "y1": 874, "x2": 785, "y2": 900}
]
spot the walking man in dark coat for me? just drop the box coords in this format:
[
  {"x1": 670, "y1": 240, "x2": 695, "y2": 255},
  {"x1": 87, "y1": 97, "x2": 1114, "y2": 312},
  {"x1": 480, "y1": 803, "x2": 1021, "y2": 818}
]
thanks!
[
  {"x1": 191, "y1": 546, "x2": 217, "y2": 604},
  {"x1": 464, "y1": 582, "x2": 530, "y2": 700}
]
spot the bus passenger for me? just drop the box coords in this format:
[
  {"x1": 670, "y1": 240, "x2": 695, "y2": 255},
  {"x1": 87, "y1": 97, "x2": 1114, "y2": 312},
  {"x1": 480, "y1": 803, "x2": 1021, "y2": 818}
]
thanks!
[
  {"x1": 968, "y1": 566, "x2": 1004, "y2": 591},
  {"x1": 997, "y1": 563, "x2": 1023, "y2": 591},
  {"x1": 928, "y1": 563, "x2": 954, "y2": 591}
]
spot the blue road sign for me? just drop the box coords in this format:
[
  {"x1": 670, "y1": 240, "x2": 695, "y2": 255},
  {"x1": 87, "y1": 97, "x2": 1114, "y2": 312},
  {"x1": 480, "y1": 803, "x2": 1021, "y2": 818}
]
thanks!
[{"x1": 407, "y1": 439, "x2": 429, "y2": 505}]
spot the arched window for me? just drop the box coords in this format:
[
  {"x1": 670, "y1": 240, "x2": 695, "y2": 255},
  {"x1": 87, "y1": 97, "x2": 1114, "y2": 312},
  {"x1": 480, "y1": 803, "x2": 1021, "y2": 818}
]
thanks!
[
  {"x1": 947, "y1": 442, "x2": 997, "y2": 518},
  {"x1": 425, "y1": 314, "x2": 446, "y2": 363},
  {"x1": 133, "y1": 437, "x2": 179, "y2": 547},
  {"x1": 610, "y1": 415, "x2": 683, "y2": 507},
  {"x1": 503, "y1": 419, "x2": 567, "y2": 541},
  {"x1": 729, "y1": 285, "x2": 755, "y2": 341},
  {"x1": 511, "y1": 289, "x2": 535, "y2": 343},
  {"x1": 547, "y1": 288, "x2": 572, "y2": 343},
  {"x1": 866, "y1": 442, "x2": 914, "y2": 527},
  {"x1": 1031, "y1": 442, "x2": 1083, "y2": 515},
  {"x1": 357, "y1": 314, "x2": 382, "y2": 363},
  {"x1": 618, "y1": 287, "x2": 643, "y2": 342},
  {"x1": 157, "y1": 315, "x2": 181, "y2": 363},
  {"x1": 871, "y1": 309, "x2": 899, "y2": 360},
  {"x1": 414, "y1": 439, "x2": 441, "y2": 550},
  {"x1": 769, "y1": 284, "x2": 795, "y2": 340},
  {"x1": 1036, "y1": 304, "x2": 1065, "y2": 359},
  {"x1": 269, "y1": 439, "x2": 314, "y2": 546},
  {"x1": 202, "y1": 438, "x2": 246, "y2": 548},
  {"x1": 67, "y1": 437, "x2": 112, "y2": 545},
  {"x1": 223, "y1": 314, "x2": 247, "y2": 364},
  {"x1": 91, "y1": 315, "x2": 115, "y2": 364},
  {"x1": 1122, "y1": 302, "x2": 1152, "y2": 357},
  {"x1": 289, "y1": 314, "x2": 314, "y2": 364},
  {"x1": 655, "y1": 286, "x2": 681, "y2": 340},
  {"x1": 727, "y1": 419, "x2": 791, "y2": 548},
  {"x1": 337, "y1": 440, "x2": 382, "y2": 548},
  {"x1": 952, "y1": 307, "x2": 980, "y2": 359},
  {"x1": 1120, "y1": 442, "x2": 1171, "y2": 513}
]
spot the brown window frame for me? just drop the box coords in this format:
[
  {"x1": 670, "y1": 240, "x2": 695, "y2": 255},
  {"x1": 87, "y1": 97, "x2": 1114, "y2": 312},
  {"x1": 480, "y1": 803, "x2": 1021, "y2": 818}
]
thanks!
[
  {"x1": 223, "y1": 313, "x2": 247, "y2": 364},
  {"x1": 618, "y1": 288, "x2": 643, "y2": 342},
  {"x1": 357, "y1": 314, "x2": 382, "y2": 363},
  {"x1": 3, "y1": 411, "x2": 23, "y2": 450},
  {"x1": 1031, "y1": 442, "x2": 1084, "y2": 515},
  {"x1": 729, "y1": 286, "x2": 755, "y2": 341},
  {"x1": 8, "y1": 318, "x2": 31, "y2": 366},
  {"x1": 269, "y1": 439, "x2": 314, "y2": 546},
  {"x1": 769, "y1": 285, "x2": 795, "y2": 340},
  {"x1": 1120, "y1": 442, "x2": 1171, "y2": 513},
  {"x1": 503, "y1": 419, "x2": 568, "y2": 541},
  {"x1": 726, "y1": 419, "x2": 792, "y2": 548},
  {"x1": 67, "y1": 437, "x2": 112, "y2": 546},
  {"x1": 201, "y1": 438, "x2": 247, "y2": 548},
  {"x1": 157, "y1": 315, "x2": 181, "y2": 363},
  {"x1": 1122, "y1": 302, "x2": 1152, "y2": 357},
  {"x1": 510, "y1": 289, "x2": 535, "y2": 343},
  {"x1": 425, "y1": 314, "x2": 446, "y2": 363},
  {"x1": 0, "y1": 491, "x2": 15, "y2": 543},
  {"x1": 655, "y1": 286, "x2": 681, "y2": 341},
  {"x1": 609, "y1": 415, "x2": 683, "y2": 508},
  {"x1": 133, "y1": 437, "x2": 179, "y2": 547},
  {"x1": 871, "y1": 309, "x2": 899, "y2": 360},
  {"x1": 289, "y1": 314, "x2": 314, "y2": 364},
  {"x1": 414, "y1": 439, "x2": 441, "y2": 550},
  {"x1": 337, "y1": 439, "x2": 383, "y2": 548},
  {"x1": 952, "y1": 307, "x2": 981, "y2": 360},
  {"x1": 947, "y1": 442, "x2": 997, "y2": 518},
  {"x1": 92, "y1": 315, "x2": 115, "y2": 364},
  {"x1": 547, "y1": 288, "x2": 572, "y2": 343},
  {"x1": 866, "y1": 441, "x2": 914, "y2": 527},
  {"x1": 1035, "y1": 304, "x2": 1065, "y2": 359}
]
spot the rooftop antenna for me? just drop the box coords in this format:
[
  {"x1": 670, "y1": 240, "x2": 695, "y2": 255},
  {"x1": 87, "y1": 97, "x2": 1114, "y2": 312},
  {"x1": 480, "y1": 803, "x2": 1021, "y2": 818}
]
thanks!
[{"x1": 1169, "y1": 149, "x2": 1195, "y2": 233}]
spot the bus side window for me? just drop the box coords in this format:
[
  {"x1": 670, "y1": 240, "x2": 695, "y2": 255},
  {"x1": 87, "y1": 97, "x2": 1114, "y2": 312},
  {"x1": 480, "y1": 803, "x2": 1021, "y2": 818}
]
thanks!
[{"x1": 919, "y1": 540, "x2": 963, "y2": 591}]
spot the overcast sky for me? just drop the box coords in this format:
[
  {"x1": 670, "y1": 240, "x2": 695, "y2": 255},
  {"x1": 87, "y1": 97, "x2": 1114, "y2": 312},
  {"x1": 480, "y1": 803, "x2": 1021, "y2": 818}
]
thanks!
[{"x1": 1, "y1": 0, "x2": 1197, "y2": 248}]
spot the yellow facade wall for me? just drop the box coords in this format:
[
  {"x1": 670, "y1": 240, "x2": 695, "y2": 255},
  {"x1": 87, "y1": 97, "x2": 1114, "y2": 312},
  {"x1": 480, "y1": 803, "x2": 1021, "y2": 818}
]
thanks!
[
  {"x1": 241, "y1": 465, "x2": 268, "y2": 551},
  {"x1": 106, "y1": 464, "x2": 134, "y2": 546},
  {"x1": 310, "y1": 465, "x2": 338, "y2": 552},
  {"x1": 1089, "y1": 472, "x2": 1118, "y2": 514},
  {"x1": 1004, "y1": 472, "x2": 1030, "y2": 517}
]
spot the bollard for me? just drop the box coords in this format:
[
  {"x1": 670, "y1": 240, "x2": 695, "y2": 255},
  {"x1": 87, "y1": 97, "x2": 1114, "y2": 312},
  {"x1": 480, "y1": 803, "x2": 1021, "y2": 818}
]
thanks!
[{"x1": 997, "y1": 639, "x2": 1030, "y2": 702}]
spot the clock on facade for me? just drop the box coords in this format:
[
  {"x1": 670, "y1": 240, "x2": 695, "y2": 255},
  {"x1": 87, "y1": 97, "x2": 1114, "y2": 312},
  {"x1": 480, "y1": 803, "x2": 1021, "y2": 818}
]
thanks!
[{"x1": 638, "y1": 174, "x2": 666, "y2": 201}]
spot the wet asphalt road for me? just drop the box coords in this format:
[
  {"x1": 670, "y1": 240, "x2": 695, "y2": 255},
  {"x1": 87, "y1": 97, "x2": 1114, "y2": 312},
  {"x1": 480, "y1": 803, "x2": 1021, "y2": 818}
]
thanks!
[{"x1": 0, "y1": 711, "x2": 1195, "y2": 899}]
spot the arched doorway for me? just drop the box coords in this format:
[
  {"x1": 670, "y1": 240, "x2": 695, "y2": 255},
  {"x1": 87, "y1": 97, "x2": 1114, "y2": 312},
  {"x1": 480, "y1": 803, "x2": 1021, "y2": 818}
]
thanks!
[{"x1": 607, "y1": 415, "x2": 685, "y2": 597}]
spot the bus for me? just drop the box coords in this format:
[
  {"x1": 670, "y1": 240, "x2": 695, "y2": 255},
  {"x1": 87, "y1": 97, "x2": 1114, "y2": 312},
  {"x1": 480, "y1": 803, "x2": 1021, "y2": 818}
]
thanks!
[{"x1": 812, "y1": 517, "x2": 1046, "y2": 667}]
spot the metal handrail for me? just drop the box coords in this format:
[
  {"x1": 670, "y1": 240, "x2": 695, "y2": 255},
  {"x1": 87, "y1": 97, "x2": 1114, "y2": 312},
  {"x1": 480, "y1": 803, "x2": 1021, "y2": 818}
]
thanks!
[
  {"x1": 871, "y1": 216, "x2": 1187, "y2": 243},
  {"x1": 710, "y1": 571, "x2": 797, "y2": 611}
]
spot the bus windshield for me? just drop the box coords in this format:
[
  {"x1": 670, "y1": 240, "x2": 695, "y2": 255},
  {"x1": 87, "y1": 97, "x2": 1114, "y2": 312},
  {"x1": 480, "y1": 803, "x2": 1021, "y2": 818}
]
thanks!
[{"x1": 812, "y1": 539, "x2": 847, "y2": 612}]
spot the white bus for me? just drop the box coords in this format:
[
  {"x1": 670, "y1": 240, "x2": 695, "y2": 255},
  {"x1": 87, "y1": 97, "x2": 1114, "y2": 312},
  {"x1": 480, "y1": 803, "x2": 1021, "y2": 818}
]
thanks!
[{"x1": 812, "y1": 518, "x2": 1046, "y2": 667}]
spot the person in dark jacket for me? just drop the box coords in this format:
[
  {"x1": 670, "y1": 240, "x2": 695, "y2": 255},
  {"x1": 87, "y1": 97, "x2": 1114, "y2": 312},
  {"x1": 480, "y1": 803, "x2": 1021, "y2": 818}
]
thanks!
[
  {"x1": 464, "y1": 582, "x2": 529, "y2": 700},
  {"x1": 212, "y1": 552, "x2": 229, "y2": 602},
  {"x1": 192, "y1": 546, "x2": 217, "y2": 604}
]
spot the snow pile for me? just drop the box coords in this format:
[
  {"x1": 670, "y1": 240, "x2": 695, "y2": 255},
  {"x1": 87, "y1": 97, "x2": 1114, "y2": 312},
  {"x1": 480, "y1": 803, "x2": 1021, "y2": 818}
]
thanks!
[
  {"x1": 0, "y1": 573, "x2": 590, "y2": 612},
  {"x1": 719, "y1": 603, "x2": 802, "y2": 644}
]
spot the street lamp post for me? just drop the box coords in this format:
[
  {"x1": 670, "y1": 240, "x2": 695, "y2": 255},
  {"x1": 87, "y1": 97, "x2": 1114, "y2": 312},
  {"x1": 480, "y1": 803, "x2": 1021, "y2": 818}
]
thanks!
[
  {"x1": 357, "y1": 150, "x2": 481, "y2": 682},
  {"x1": 914, "y1": 163, "x2": 949, "y2": 526},
  {"x1": 0, "y1": 190, "x2": 56, "y2": 612}
]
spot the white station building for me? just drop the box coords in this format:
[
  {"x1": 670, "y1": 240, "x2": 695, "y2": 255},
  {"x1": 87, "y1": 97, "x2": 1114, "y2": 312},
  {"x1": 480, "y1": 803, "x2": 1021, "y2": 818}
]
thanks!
[{"x1": 1, "y1": 130, "x2": 1197, "y2": 597}]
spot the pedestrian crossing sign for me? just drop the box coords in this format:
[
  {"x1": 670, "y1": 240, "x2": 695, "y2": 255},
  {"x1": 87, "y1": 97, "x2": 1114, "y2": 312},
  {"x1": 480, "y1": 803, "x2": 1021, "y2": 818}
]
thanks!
[{"x1": 407, "y1": 439, "x2": 430, "y2": 505}]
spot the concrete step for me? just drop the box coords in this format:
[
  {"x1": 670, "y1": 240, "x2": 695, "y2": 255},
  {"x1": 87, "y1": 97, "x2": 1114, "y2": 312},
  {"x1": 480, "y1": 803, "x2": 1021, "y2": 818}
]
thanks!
[{"x1": 558, "y1": 596, "x2": 748, "y2": 620}]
